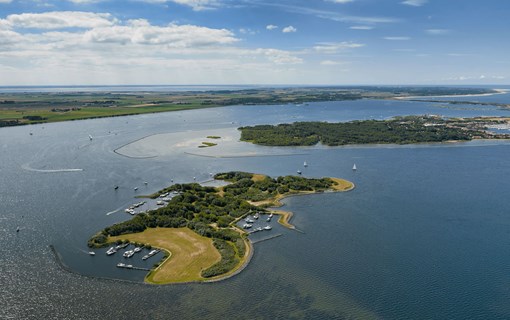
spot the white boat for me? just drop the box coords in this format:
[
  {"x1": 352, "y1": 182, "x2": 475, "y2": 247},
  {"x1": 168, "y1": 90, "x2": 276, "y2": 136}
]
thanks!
[
  {"x1": 264, "y1": 225, "x2": 272, "y2": 230},
  {"x1": 123, "y1": 250, "x2": 134, "y2": 258},
  {"x1": 156, "y1": 201, "x2": 164, "y2": 205},
  {"x1": 242, "y1": 223, "x2": 253, "y2": 229},
  {"x1": 253, "y1": 213, "x2": 259, "y2": 220},
  {"x1": 134, "y1": 187, "x2": 138, "y2": 191},
  {"x1": 297, "y1": 170, "x2": 302, "y2": 175},
  {"x1": 117, "y1": 263, "x2": 125, "y2": 268},
  {"x1": 88, "y1": 134, "x2": 93, "y2": 141},
  {"x1": 267, "y1": 217, "x2": 272, "y2": 222},
  {"x1": 133, "y1": 247, "x2": 142, "y2": 253},
  {"x1": 304, "y1": 161, "x2": 308, "y2": 167},
  {"x1": 106, "y1": 247, "x2": 117, "y2": 255},
  {"x1": 88, "y1": 251, "x2": 95, "y2": 256},
  {"x1": 352, "y1": 164, "x2": 357, "y2": 171}
]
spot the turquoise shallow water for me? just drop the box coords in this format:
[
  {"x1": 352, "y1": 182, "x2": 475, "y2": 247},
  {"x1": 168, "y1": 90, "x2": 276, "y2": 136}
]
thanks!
[{"x1": 2, "y1": 92, "x2": 510, "y2": 319}]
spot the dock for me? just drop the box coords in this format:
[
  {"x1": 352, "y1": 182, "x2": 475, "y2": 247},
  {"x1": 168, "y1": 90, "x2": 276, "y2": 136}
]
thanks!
[{"x1": 116, "y1": 263, "x2": 150, "y2": 271}]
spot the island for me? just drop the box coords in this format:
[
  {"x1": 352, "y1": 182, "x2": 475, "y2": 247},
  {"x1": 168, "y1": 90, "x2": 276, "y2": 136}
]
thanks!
[
  {"x1": 0, "y1": 86, "x2": 498, "y2": 127},
  {"x1": 88, "y1": 172, "x2": 354, "y2": 284},
  {"x1": 239, "y1": 116, "x2": 510, "y2": 146}
]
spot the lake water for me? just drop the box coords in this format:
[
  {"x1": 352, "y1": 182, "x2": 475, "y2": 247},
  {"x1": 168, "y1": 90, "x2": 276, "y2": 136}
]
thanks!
[{"x1": 2, "y1": 90, "x2": 510, "y2": 319}]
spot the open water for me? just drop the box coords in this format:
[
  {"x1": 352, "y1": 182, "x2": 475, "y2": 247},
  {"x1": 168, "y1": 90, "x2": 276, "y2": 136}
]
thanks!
[{"x1": 2, "y1": 89, "x2": 510, "y2": 319}]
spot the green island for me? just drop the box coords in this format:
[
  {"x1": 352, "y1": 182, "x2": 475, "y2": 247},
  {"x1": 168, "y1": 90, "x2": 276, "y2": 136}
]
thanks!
[
  {"x1": 239, "y1": 115, "x2": 510, "y2": 146},
  {"x1": 198, "y1": 141, "x2": 218, "y2": 148},
  {"x1": 88, "y1": 171, "x2": 354, "y2": 284},
  {"x1": 0, "y1": 86, "x2": 497, "y2": 127},
  {"x1": 206, "y1": 136, "x2": 222, "y2": 139}
]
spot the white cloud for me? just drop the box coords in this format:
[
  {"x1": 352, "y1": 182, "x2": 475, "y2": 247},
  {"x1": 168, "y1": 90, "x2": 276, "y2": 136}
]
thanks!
[
  {"x1": 326, "y1": 0, "x2": 354, "y2": 3},
  {"x1": 67, "y1": 0, "x2": 101, "y2": 3},
  {"x1": 282, "y1": 25, "x2": 297, "y2": 33},
  {"x1": 0, "y1": 0, "x2": 13, "y2": 3},
  {"x1": 255, "y1": 48, "x2": 302, "y2": 64},
  {"x1": 349, "y1": 25, "x2": 373, "y2": 30},
  {"x1": 314, "y1": 41, "x2": 364, "y2": 53},
  {"x1": 401, "y1": 0, "x2": 427, "y2": 6},
  {"x1": 444, "y1": 75, "x2": 506, "y2": 81},
  {"x1": 320, "y1": 60, "x2": 346, "y2": 65},
  {"x1": 266, "y1": 24, "x2": 278, "y2": 30},
  {"x1": 0, "y1": 11, "x2": 117, "y2": 29},
  {"x1": 84, "y1": 23, "x2": 238, "y2": 47},
  {"x1": 239, "y1": 28, "x2": 257, "y2": 35},
  {"x1": 383, "y1": 36, "x2": 411, "y2": 41},
  {"x1": 426, "y1": 29, "x2": 450, "y2": 35},
  {"x1": 139, "y1": 0, "x2": 219, "y2": 11}
]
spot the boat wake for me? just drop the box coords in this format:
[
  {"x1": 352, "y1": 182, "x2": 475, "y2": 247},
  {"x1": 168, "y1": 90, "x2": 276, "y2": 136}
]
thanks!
[
  {"x1": 21, "y1": 164, "x2": 83, "y2": 173},
  {"x1": 106, "y1": 205, "x2": 126, "y2": 216}
]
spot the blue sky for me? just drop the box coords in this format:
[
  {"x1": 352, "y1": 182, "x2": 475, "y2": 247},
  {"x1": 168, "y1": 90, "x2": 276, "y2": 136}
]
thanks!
[{"x1": 0, "y1": 0, "x2": 508, "y2": 85}]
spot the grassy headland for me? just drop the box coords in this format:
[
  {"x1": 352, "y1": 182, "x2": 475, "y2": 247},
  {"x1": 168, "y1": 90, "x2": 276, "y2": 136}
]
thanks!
[{"x1": 88, "y1": 171, "x2": 354, "y2": 283}]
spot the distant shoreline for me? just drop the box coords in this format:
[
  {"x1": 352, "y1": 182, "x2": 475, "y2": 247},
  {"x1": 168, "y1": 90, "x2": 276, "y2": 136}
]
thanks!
[{"x1": 393, "y1": 88, "x2": 508, "y2": 100}]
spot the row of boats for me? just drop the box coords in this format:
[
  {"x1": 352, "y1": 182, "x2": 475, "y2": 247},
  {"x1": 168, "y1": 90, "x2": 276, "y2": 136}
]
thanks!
[
  {"x1": 242, "y1": 213, "x2": 274, "y2": 230},
  {"x1": 105, "y1": 244, "x2": 160, "y2": 261},
  {"x1": 125, "y1": 201, "x2": 147, "y2": 215}
]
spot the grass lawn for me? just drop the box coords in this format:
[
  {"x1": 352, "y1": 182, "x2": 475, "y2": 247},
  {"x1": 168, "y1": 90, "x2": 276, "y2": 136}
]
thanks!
[{"x1": 110, "y1": 227, "x2": 221, "y2": 284}]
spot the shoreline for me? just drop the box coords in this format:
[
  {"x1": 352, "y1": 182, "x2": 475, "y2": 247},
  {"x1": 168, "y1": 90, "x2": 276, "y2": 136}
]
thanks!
[
  {"x1": 89, "y1": 175, "x2": 355, "y2": 285},
  {"x1": 393, "y1": 89, "x2": 508, "y2": 100}
]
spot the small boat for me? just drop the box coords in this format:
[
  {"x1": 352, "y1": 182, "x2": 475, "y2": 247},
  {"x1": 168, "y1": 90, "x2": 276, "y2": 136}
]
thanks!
[
  {"x1": 106, "y1": 247, "x2": 117, "y2": 255},
  {"x1": 156, "y1": 201, "x2": 164, "y2": 205},
  {"x1": 242, "y1": 223, "x2": 253, "y2": 229},
  {"x1": 304, "y1": 161, "x2": 308, "y2": 167},
  {"x1": 269, "y1": 213, "x2": 274, "y2": 218},
  {"x1": 29, "y1": 132, "x2": 33, "y2": 136},
  {"x1": 253, "y1": 213, "x2": 259, "y2": 220},
  {"x1": 126, "y1": 264, "x2": 133, "y2": 269},
  {"x1": 88, "y1": 134, "x2": 93, "y2": 141},
  {"x1": 144, "y1": 181, "x2": 148, "y2": 185},
  {"x1": 352, "y1": 164, "x2": 357, "y2": 171},
  {"x1": 134, "y1": 187, "x2": 138, "y2": 191},
  {"x1": 88, "y1": 251, "x2": 95, "y2": 256},
  {"x1": 297, "y1": 170, "x2": 302, "y2": 175},
  {"x1": 114, "y1": 185, "x2": 119, "y2": 190},
  {"x1": 117, "y1": 263, "x2": 126, "y2": 268},
  {"x1": 16, "y1": 226, "x2": 20, "y2": 232},
  {"x1": 264, "y1": 225, "x2": 272, "y2": 230},
  {"x1": 245, "y1": 218, "x2": 254, "y2": 223},
  {"x1": 267, "y1": 217, "x2": 272, "y2": 222},
  {"x1": 133, "y1": 247, "x2": 142, "y2": 253}
]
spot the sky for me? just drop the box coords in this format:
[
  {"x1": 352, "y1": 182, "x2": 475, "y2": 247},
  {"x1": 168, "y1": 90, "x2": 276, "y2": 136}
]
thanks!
[{"x1": 0, "y1": 0, "x2": 509, "y2": 85}]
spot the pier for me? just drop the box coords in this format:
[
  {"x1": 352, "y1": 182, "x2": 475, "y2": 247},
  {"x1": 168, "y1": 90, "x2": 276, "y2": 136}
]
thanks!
[{"x1": 116, "y1": 263, "x2": 151, "y2": 271}]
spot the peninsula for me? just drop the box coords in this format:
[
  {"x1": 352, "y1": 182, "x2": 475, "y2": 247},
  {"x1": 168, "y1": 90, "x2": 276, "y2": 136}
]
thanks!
[
  {"x1": 239, "y1": 116, "x2": 510, "y2": 146},
  {"x1": 88, "y1": 172, "x2": 354, "y2": 284}
]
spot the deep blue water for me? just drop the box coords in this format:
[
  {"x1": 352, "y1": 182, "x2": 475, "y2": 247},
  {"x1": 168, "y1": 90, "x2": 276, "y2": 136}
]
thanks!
[{"x1": 2, "y1": 94, "x2": 510, "y2": 319}]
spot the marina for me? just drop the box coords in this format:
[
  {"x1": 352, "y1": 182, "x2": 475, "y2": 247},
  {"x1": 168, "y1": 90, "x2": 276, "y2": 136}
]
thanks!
[{"x1": 4, "y1": 91, "x2": 510, "y2": 319}]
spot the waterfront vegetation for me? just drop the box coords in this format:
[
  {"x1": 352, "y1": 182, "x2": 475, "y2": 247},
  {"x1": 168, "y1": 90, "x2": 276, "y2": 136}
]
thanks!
[
  {"x1": 199, "y1": 142, "x2": 217, "y2": 148},
  {"x1": 239, "y1": 116, "x2": 510, "y2": 146},
  {"x1": 0, "y1": 86, "x2": 497, "y2": 127},
  {"x1": 88, "y1": 171, "x2": 353, "y2": 282}
]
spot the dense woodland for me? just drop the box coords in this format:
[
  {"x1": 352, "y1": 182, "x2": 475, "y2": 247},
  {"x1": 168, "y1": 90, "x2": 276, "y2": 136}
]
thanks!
[
  {"x1": 89, "y1": 171, "x2": 337, "y2": 278},
  {"x1": 239, "y1": 116, "x2": 507, "y2": 146}
]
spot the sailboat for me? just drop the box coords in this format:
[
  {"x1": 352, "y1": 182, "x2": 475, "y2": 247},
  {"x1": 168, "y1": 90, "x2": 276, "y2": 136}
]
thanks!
[{"x1": 352, "y1": 164, "x2": 357, "y2": 171}]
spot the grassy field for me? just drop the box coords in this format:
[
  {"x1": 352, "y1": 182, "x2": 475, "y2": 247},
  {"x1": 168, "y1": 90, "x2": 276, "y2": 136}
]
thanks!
[
  {"x1": 110, "y1": 228, "x2": 221, "y2": 284},
  {"x1": 3, "y1": 86, "x2": 491, "y2": 127}
]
